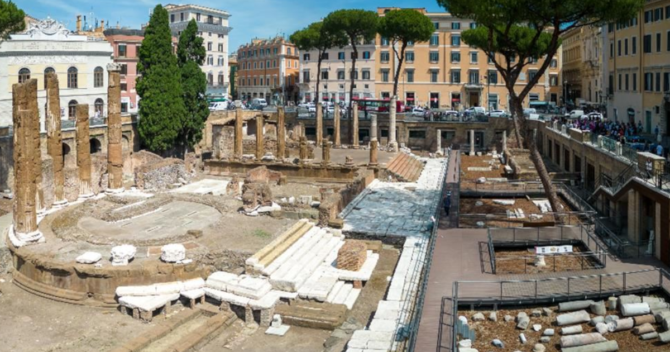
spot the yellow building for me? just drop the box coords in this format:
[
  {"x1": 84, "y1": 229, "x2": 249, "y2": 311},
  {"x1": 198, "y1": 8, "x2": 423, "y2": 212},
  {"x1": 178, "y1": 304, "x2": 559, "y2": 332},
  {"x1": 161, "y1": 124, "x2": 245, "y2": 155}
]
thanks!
[
  {"x1": 375, "y1": 8, "x2": 562, "y2": 111},
  {"x1": 561, "y1": 25, "x2": 603, "y2": 107},
  {"x1": 604, "y1": 0, "x2": 670, "y2": 136}
]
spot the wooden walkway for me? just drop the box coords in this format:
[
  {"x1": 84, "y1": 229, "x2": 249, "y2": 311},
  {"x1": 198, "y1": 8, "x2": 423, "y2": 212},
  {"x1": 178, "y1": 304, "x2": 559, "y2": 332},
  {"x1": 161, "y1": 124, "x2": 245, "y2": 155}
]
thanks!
[{"x1": 413, "y1": 149, "x2": 670, "y2": 352}]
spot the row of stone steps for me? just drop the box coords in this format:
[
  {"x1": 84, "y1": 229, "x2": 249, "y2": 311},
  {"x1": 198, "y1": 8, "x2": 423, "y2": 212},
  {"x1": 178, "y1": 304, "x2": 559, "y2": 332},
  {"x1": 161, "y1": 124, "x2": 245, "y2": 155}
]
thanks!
[{"x1": 385, "y1": 153, "x2": 424, "y2": 182}]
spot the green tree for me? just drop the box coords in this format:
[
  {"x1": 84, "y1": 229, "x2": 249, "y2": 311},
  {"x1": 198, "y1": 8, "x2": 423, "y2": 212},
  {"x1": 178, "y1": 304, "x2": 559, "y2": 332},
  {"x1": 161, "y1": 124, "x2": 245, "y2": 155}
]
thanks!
[
  {"x1": 290, "y1": 22, "x2": 347, "y2": 105},
  {"x1": 0, "y1": 0, "x2": 25, "y2": 42},
  {"x1": 378, "y1": 9, "x2": 434, "y2": 97},
  {"x1": 323, "y1": 9, "x2": 378, "y2": 143},
  {"x1": 177, "y1": 19, "x2": 208, "y2": 153},
  {"x1": 136, "y1": 5, "x2": 186, "y2": 153},
  {"x1": 438, "y1": 0, "x2": 644, "y2": 214}
]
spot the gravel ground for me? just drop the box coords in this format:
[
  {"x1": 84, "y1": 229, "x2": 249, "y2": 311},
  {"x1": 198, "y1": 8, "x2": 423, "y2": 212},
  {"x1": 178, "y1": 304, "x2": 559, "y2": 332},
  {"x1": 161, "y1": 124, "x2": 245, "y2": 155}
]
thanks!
[
  {"x1": 494, "y1": 245, "x2": 601, "y2": 274},
  {"x1": 459, "y1": 197, "x2": 582, "y2": 228},
  {"x1": 459, "y1": 305, "x2": 669, "y2": 352},
  {"x1": 460, "y1": 155, "x2": 508, "y2": 180}
]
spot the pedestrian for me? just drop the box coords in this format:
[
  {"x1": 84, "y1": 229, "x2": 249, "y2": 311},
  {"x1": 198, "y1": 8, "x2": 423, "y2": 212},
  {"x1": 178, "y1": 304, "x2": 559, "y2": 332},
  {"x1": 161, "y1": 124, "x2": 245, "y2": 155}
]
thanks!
[{"x1": 443, "y1": 193, "x2": 451, "y2": 216}]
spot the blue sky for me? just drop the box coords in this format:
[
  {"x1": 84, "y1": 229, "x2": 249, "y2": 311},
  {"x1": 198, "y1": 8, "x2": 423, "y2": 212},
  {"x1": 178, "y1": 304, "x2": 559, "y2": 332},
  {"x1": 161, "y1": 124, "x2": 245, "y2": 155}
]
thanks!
[{"x1": 19, "y1": 0, "x2": 446, "y2": 51}]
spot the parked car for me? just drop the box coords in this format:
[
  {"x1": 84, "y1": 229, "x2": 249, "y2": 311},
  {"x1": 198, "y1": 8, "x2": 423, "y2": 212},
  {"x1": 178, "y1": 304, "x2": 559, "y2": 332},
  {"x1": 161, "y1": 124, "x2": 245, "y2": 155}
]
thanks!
[
  {"x1": 208, "y1": 101, "x2": 228, "y2": 111},
  {"x1": 465, "y1": 106, "x2": 486, "y2": 115},
  {"x1": 489, "y1": 110, "x2": 509, "y2": 118},
  {"x1": 251, "y1": 98, "x2": 268, "y2": 108},
  {"x1": 585, "y1": 112, "x2": 603, "y2": 120},
  {"x1": 410, "y1": 107, "x2": 425, "y2": 116},
  {"x1": 567, "y1": 109, "x2": 585, "y2": 119}
]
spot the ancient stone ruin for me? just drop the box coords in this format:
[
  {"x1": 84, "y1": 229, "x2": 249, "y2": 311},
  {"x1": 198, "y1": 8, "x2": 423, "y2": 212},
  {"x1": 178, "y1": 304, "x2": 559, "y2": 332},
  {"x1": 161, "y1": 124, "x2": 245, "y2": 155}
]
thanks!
[
  {"x1": 76, "y1": 104, "x2": 93, "y2": 198},
  {"x1": 106, "y1": 63, "x2": 123, "y2": 192},
  {"x1": 241, "y1": 166, "x2": 280, "y2": 212}
]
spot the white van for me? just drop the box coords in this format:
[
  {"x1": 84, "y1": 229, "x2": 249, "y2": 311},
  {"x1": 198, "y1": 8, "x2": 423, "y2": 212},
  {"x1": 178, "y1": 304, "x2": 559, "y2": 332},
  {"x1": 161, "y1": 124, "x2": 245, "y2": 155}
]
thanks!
[
  {"x1": 252, "y1": 98, "x2": 268, "y2": 107},
  {"x1": 208, "y1": 101, "x2": 228, "y2": 111}
]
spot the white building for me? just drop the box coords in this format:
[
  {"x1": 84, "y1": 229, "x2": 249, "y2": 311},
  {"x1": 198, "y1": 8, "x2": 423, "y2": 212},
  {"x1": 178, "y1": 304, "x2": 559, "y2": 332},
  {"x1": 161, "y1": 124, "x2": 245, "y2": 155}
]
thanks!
[
  {"x1": 298, "y1": 43, "x2": 377, "y2": 104},
  {"x1": 165, "y1": 4, "x2": 231, "y2": 97},
  {"x1": 0, "y1": 17, "x2": 113, "y2": 130}
]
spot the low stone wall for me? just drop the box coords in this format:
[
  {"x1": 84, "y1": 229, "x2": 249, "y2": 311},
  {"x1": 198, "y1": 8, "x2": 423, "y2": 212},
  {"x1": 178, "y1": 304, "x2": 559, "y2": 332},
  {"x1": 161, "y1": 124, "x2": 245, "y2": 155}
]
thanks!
[
  {"x1": 318, "y1": 169, "x2": 375, "y2": 226},
  {"x1": 134, "y1": 158, "x2": 190, "y2": 191},
  {"x1": 205, "y1": 160, "x2": 357, "y2": 181}
]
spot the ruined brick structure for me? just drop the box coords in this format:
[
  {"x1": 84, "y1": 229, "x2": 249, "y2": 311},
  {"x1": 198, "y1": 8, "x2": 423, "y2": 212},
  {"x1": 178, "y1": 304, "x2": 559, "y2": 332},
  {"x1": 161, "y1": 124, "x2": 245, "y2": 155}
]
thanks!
[
  {"x1": 76, "y1": 104, "x2": 93, "y2": 196},
  {"x1": 107, "y1": 64, "x2": 123, "y2": 191},
  {"x1": 337, "y1": 240, "x2": 367, "y2": 271},
  {"x1": 255, "y1": 114, "x2": 264, "y2": 160},
  {"x1": 334, "y1": 105, "x2": 341, "y2": 147},
  {"x1": 45, "y1": 72, "x2": 65, "y2": 204},
  {"x1": 234, "y1": 108, "x2": 243, "y2": 160}
]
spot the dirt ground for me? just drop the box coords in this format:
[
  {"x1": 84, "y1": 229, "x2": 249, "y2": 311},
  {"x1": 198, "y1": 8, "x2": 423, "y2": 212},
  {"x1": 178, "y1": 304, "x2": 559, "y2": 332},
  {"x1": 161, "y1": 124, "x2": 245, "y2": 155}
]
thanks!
[
  {"x1": 459, "y1": 305, "x2": 670, "y2": 352},
  {"x1": 0, "y1": 273, "x2": 154, "y2": 352},
  {"x1": 459, "y1": 197, "x2": 582, "y2": 228},
  {"x1": 270, "y1": 181, "x2": 343, "y2": 202},
  {"x1": 494, "y1": 245, "x2": 601, "y2": 274},
  {"x1": 0, "y1": 197, "x2": 10, "y2": 217},
  {"x1": 460, "y1": 155, "x2": 508, "y2": 180}
]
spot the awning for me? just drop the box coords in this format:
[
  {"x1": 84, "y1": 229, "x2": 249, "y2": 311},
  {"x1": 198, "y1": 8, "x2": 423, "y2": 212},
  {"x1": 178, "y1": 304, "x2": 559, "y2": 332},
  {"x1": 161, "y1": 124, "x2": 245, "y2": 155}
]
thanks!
[
  {"x1": 452, "y1": 98, "x2": 460, "y2": 102},
  {"x1": 406, "y1": 98, "x2": 414, "y2": 101}
]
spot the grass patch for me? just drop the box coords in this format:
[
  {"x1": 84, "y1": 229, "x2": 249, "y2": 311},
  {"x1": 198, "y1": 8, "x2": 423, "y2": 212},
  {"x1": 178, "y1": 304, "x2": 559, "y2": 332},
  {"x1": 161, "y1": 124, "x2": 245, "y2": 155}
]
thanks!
[{"x1": 252, "y1": 229, "x2": 271, "y2": 238}]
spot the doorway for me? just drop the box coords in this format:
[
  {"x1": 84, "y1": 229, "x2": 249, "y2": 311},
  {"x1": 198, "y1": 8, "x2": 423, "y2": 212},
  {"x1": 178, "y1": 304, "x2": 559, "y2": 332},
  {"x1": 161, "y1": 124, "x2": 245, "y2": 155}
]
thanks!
[
  {"x1": 430, "y1": 92, "x2": 439, "y2": 109},
  {"x1": 469, "y1": 92, "x2": 480, "y2": 107}
]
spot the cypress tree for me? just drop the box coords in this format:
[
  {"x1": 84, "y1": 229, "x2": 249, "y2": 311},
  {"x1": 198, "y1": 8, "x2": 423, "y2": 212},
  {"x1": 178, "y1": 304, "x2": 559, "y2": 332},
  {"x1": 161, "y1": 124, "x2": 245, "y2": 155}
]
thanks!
[
  {"x1": 136, "y1": 5, "x2": 185, "y2": 153},
  {"x1": 177, "y1": 19, "x2": 208, "y2": 152}
]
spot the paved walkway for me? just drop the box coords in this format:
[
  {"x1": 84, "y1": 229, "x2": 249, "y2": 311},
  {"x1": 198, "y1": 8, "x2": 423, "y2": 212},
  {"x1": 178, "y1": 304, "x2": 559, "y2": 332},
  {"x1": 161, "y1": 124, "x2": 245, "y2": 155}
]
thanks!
[{"x1": 414, "y1": 149, "x2": 670, "y2": 352}]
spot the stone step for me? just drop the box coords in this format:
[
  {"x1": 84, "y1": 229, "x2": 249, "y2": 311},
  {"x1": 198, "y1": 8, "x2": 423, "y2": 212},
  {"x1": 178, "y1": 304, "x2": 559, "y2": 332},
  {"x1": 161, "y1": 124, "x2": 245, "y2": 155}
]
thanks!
[
  {"x1": 262, "y1": 226, "x2": 320, "y2": 276},
  {"x1": 344, "y1": 287, "x2": 361, "y2": 310},
  {"x1": 326, "y1": 281, "x2": 345, "y2": 303},
  {"x1": 246, "y1": 219, "x2": 314, "y2": 274},
  {"x1": 270, "y1": 228, "x2": 325, "y2": 280},
  {"x1": 332, "y1": 283, "x2": 353, "y2": 305}
]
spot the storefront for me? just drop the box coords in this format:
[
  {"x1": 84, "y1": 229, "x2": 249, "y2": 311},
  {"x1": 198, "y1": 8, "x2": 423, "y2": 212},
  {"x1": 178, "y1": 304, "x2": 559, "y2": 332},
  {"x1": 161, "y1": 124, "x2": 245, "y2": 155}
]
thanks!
[
  {"x1": 451, "y1": 93, "x2": 461, "y2": 110},
  {"x1": 430, "y1": 92, "x2": 439, "y2": 109},
  {"x1": 405, "y1": 92, "x2": 415, "y2": 106}
]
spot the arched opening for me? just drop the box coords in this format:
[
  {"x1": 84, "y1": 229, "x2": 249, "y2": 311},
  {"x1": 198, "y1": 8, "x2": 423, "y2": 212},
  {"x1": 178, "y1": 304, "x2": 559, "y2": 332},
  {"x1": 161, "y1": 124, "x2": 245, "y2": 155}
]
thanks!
[
  {"x1": 90, "y1": 138, "x2": 102, "y2": 154},
  {"x1": 68, "y1": 100, "x2": 78, "y2": 119},
  {"x1": 67, "y1": 67, "x2": 78, "y2": 88},
  {"x1": 18, "y1": 68, "x2": 30, "y2": 83},
  {"x1": 44, "y1": 67, "x2": 55, "y2": 88},
  {"x1": 122, "y1": 135, "x2": 130, "y2": 152},
  {"x1": 62, "y1": 143, "x2": 74, "y2": 168},
  {"x1": 94, "y1": 98, "x2": 104, "y2": 117},
  {"x1": 94, "y1": 67, "x2": 104, "y2": 88}
]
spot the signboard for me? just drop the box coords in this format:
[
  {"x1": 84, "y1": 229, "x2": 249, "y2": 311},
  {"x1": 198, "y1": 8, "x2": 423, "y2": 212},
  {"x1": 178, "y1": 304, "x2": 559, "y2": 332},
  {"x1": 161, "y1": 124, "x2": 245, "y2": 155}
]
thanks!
[{"x1": 535, "y1": 245, "x2": 573, "y2": 255}]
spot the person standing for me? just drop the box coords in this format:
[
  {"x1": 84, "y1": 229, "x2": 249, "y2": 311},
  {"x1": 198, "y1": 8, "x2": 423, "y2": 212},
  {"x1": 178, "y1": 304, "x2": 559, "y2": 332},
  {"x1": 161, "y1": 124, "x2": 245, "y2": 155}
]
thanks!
[{"x1": 443, "y1": 192, "x2": 452, "y2": 216}]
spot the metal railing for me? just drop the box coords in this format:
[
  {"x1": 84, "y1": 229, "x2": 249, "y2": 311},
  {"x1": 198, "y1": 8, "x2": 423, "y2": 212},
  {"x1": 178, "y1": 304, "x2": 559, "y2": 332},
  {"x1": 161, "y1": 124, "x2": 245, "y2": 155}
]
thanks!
[
  {"x1": 450, "y1": 268, "x2": 670, "y2": 350},
  {"x1": 487, "y1": 225, "x2": 607, "y2": 274},
  {"x1": 460, "y1": 211, "x2": 594, "y2": 228}
]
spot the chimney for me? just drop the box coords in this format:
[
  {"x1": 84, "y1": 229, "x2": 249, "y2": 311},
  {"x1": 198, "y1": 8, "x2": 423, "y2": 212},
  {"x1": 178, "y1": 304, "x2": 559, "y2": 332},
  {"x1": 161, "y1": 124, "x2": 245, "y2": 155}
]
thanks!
[{"x1": 76, "y1": 15, "x2": 82, "y2": 32}]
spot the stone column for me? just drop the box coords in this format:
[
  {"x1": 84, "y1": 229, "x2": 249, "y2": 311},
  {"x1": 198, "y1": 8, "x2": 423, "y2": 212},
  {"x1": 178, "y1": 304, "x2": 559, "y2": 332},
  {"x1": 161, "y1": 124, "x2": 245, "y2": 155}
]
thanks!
[
  {"x1": 322, "y1": 140, "x2": 330, "y2": 166},
  {"x1": 369, "y1": 138, "x2": 378, "y2": 166},
  {"x1": 277, "y1": 107, "x2": 286, "y2": 159},
  {"x1": 316, "y1": 102, "x2": 323, "y2": 146},
  {"x1": 45, "y1": 73, "x2": 66, "y2": 205},
  {"x1": 255, "y1": 114, "x2": 264, "y2": 160},
  {"x1": 352, "y1": 101, "x2": 359, "y2": 147},
  {"x1": 107, "y1": 64, "x2": 123, "y2": 192},
  {"x1": 77, "y1": 104, "x2": 93, "y2": 198},
  {"x1": 11, "y1": 80, "x2": 43, "y2": 245},
  {"x1": 470, "y1": 130, "x2": 475, "y2": 155},
  {"x1": 436, "y1": 129, "x2": 443, "y2": 155},
  {"x1": 334, "y1": 105, "x2": 341, "y2": 147},
  {"x1": 299, "y1": 136, "x2": 308, "y2": 163},
  {"x1": 371, "y1": 113, "x2": 378, "y2": 141},
  {"x1": 388, "y1": 96, "x2": 398, "y2": 152},
  {"x1": 502, "y1": 130, "x2": 507, "y2": 151},
  {"x1": 234, "y1": 108, "x2": 243, "y2": 160}
]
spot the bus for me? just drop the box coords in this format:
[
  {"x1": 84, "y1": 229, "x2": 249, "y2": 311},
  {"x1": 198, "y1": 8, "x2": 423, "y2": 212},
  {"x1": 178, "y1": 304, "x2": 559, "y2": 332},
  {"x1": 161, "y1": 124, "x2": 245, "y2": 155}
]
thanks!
[
  {"x1": 529, "y1": 101, "x2": 559, "y2": 114},
  {"x1": 352, "y1": 98, "x2": 405, "y2": 113}
]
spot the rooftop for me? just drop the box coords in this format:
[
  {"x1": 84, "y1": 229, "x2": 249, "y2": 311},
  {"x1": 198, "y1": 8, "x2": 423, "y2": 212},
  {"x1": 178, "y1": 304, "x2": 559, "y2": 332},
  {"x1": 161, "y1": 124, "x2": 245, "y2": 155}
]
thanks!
[{"x1": 164, "y1": 3, "x2": 230, "y2": 17}]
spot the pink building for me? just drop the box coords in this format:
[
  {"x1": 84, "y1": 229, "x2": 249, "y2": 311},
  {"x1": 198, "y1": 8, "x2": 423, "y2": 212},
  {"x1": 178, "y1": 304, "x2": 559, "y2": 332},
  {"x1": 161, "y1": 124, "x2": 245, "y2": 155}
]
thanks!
[{"x1": 104, "y1": 28, "x2": 143, "y2": 116}]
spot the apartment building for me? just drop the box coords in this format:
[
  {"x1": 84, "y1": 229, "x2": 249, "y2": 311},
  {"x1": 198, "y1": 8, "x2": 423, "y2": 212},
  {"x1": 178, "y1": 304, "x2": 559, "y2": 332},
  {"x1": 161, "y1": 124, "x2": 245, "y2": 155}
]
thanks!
[
  {"x1": 298, "y1": 43, "x2": 377, "y2": 104},
  {"x1": 237, "y1": 36, "x2": 300, "y2": 104},
  {"x1": 561, "y1": 25, "x2": 603, "y2": 107},
  {"x1": 375, "y1": 8, "x2": 562, "y2": 111},
  {"x1": 165, "y1": 4, "x2": 231, "y2": 97},
  {"x1": 104, "y1": 28, "x2": 144, "y2": 116},
  {"x1": 602, "y1": 0, "x2": 670, "y2": 136}
]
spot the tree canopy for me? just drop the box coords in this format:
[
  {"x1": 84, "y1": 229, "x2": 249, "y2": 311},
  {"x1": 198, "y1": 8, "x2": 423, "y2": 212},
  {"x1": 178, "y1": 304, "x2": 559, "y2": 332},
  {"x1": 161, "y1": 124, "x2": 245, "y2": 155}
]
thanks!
[
  {"x1": 0, "y1": 0, "x2": 26, "y2": 41},
  {"x1": 378, "y1": 9, "x2": 434, "y2": 96},
  {"x1": 136, "y1": 4, "x2": 186, "y2": 153},
  {"x1": 177, "y1": 19, "x2": 208, "y2": 152}
]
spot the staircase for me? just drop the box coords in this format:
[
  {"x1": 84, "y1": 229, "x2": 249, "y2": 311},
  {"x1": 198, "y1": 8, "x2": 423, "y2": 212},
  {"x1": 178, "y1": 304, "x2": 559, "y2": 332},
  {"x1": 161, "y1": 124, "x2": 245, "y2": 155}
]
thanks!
[
  {"x1": 588, "y1": 163, "x2": 637, "y2": 202},
  {"x1": 385, "y1": 153, "x2": 425, "y2": 182}
]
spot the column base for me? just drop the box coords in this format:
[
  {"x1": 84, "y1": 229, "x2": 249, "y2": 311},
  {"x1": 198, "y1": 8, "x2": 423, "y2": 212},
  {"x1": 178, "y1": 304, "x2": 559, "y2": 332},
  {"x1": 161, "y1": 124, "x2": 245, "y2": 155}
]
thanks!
[
  {"x1": 7, "y1": 225, "x2": 45, "y2": 248},
  {"x1": 388, "y1": 141, "x2": 399, "y2": 153},
  {"x1": 105, "y1": 188, "x2": 125, "y2": 195},
  {"x1": 78, "y1": 193, "x2": 95, "y2": 201},
  {"x1": 52, "y1": 199, "x2": 69, "y2": 209}
]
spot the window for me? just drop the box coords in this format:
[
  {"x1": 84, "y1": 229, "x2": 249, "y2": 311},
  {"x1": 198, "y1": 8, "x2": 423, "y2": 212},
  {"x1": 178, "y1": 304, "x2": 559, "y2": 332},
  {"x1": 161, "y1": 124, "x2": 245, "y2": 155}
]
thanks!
[
  {"x1": 303, "y1": 53, "x2": 310, "y2": 61},
  {"x1": 218, "y1": 73, "x2": 224, "y2": 85},
  {"x1": 655, "y1": 8, "x2": 662, "y2": 21},
  {"x1": 94, "y1": 98, "x2": 104, "y2": 115},
  {"x1": 451, "y1": 51, "x2": 461, "y2": 63},
  {"x1": 667, "y1": 31, "x2": 670, "y2": 51},
  {"x1": 625, "y1": 73, "x2": 629, "y2": 90},
  {"x1": 94, "y1": 67, "x2": 104, "y2": 88},
  {"x1": 608, "y1": 74, "x2": 613, "y2": 95},
  {"x1": 121, "y1": 83, "x2": 127, "y2": 92},
  {"x1": 434, "y1": 22, "x2": 440, "y2": 29},
  {"x1": 664, "y1": 72, "x2": 670, "y2": 92},
  {"x1": 362, "y1": 70, "x2": 370, "y2": 80},
  {"x1": 451, "y1": 22, "x2": 460, "y2": 30},
  {"x1": 633, "y1": 73, "x2": 637, "y2": 91},
  {"x1": 288, "y1": 48, "x2": 292, "y2": 55},
  {"x1": 170, "y1": 14, "x2": 175, "y2": 23},
  {"x1": 529, "y1": 93, "x2": 539, "y2": 101},
  {"x1": 644, "y1": 34, "x2": 652, "y2": 53},
  {"x1": 656, "y1": 72, "x2": 662, "y2": 92},
  {"x1": 610, "y1": 41, "x2": 614, "y2": 57},
  {"x1": 430, "y1": 70, "x2": 438, "y2": 83},
  {"x1": 218, "y1": 56, "x2": 224, "y2": 66},
  {"x1": 405, "y1": 51, "x2": 414, "y2": 62},
  {"x1": 209, "y1": 73, "x2": 214, "y2": 85},
  {"x1": 381, "y1": 69, "x2": 389, "y2": 82},
  {"x1": 451, "y1": 70, "x2": 461, "y2": 84},
  {"x1": 407, "y1": 40, "x2": 414, "y2": 46},
  {"x1": 487, "y1": 71, "x2": 498, "y2": 84},
  {"x1": 644, "y1": 72, "x2": 653, "y2": 91},
  {"x1": 118, "y1": 44, "x2": 127, "y2": 58},
  {"x1": 529, "y1": 69, "x2": 538, "y2": 82},
  {"x1": 322, "y1": 52, "x2": 329, "y2": 60},
  {"x1": 451, "y1": 35, "x2": 461, "y2": 46},
  {"x1": 657, "y1": 33, "x2": 662, "y2": 52},
  {"x1": 349, "y1": 70, "x2": 358, "y2": 80},
  {"x1": 321, "y1": 71, "x2": 328, "y2": 80},
  {"x1": 429, "y1": 51, "x2": 439, "y2": 63},
  {"x1": 337, "y1": 70, "x2": 345, "y2": 80},
  {"x1": 430, "y1": 34, "x2": 439, "y2": 46},
  {"x1": 550, "y1": 59, "x2": 557, "y2": 68},
  {"x1": 406, "y1": 69, "x2": 414, "y2": 83},
  {"x1": 302, "y1": 71, "x2": 310, "y2": 83},
  {"x1": 18, "y1": 68, "x2": 30, "y2": 83},
  {"x1": 645, "y1": 10, "x2": 651, "y2": 23},
  {"x1": 469, "y1": 70, "x2": 479, "y2": 84},
  {"x1": 550, "y1": 75, "x2": 558, "y2": 86},
  {"x1": 624, "y1": 38, "x2": 628, "y2": 55},
  {"x1": 196, "y1": 13, "x2": 201, "y2": 21},
  {"x1": 68, "y1": 100, "x2": 77, "y2": 118},
  {"x1": 380, "y1": 51, "x2": 390, "y2": 62},
  {"x1": 180, "y1": 13, "x2": 184, "y2": 21},
  {"x1": 618, "y1": 74, "x2": 622, "y2": 90},
  {"x1": 338, "y1": 52, "x2": 345, "y2": 60},
  {"x1": 470, "y1": 22, "x2": 476, "y2": 29},
  {"x1": 218, "y1": 44, "x2": 223, "y2": 52},
  {"x1": 632, "y1": 37, "x2": 637, "y2": 54},
  {"x1": 470, "y1": 52, "x2": 478, "y2": 63},
  {"x1": 618, "y1": 40, "x2": 621, "y2": 56},
  {"x1": 67, "y1": 67, "x2": 78, "y2": 88},
  {"x1": 363, "y1": 51, "x2": 371, "y2": 59},
  {"x1": 120, "y1": 64, "x2": 128, "y2": 75},
  {"x1": 43, "y1": 67, "x2": 55, "y2": 87},
  {"x1": 381, "y1": 37, "x2": 389, "y2": 46}
]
